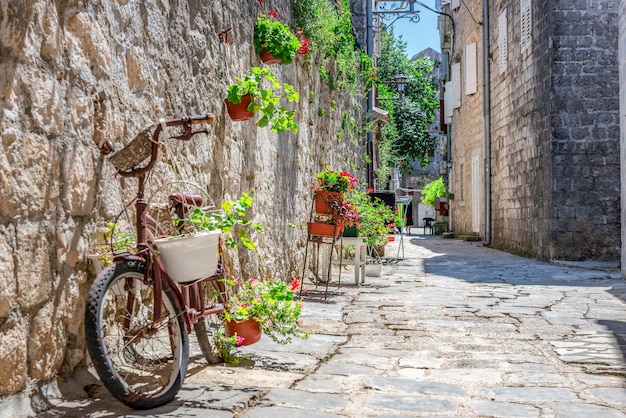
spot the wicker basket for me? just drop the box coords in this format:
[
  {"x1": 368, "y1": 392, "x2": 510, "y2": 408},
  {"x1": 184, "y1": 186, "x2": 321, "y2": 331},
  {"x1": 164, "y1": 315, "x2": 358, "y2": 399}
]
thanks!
[{"x1": 108, "y1": 127, "x2": 154, "y2": 172}]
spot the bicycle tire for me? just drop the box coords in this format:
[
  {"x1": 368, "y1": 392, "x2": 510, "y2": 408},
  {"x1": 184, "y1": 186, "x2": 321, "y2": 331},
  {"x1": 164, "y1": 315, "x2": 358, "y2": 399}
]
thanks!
[
  {"x1": 190, "y1": 280, "x2": 223, "y2": 364},
  {"x1": 84, "y1": 260, "x2": 189, "y2": 409}
]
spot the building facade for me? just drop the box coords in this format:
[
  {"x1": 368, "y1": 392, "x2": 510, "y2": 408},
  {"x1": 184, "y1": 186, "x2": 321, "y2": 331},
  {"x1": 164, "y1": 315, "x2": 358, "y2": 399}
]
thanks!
[{"x1": 440, "y1": 0, "x2": 620, "y2": 261}]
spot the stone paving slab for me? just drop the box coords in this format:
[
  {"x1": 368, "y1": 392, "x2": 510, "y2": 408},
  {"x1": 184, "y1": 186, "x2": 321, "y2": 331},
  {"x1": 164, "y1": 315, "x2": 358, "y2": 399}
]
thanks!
[{"x1": 27, "y1": 235, "x2": 626, "y2": 417}]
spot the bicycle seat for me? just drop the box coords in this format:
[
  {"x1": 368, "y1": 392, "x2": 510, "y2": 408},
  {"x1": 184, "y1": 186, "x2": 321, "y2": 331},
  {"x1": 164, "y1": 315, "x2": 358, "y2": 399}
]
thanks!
[{"x1": 168, "y1": 193, "x2": 203, "y2": 206}]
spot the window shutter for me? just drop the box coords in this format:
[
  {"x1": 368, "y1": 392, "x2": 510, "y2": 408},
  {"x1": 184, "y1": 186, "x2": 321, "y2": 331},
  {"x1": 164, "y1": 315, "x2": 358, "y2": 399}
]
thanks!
[
  {"x1": 464, "y1": 43, "x2": 477, "y2": 95},
  {"x1": 451, "y1": 0, "x2": 460, "y2": 10},
  {"x1": 444, "y1": 81, "x2": 453, "y2": 123},
  {"x1": 520, "y1": 0, "x2": 532, "y2": 51},
  {"x1": 451, "y1": 63, "x2": 461, "y2": 108},
  {"x1": 498, "y1": 9, "x2": 508, "y2": 74}
]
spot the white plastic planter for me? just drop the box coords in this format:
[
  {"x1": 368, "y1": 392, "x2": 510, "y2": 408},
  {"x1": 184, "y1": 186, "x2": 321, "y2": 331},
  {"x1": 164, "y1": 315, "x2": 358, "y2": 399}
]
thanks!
[
  {"x1": 154, "y1": 231, "x2": 221, "y2": 283},
  {"x1": 365, "y1": 263, "x2": 382, "y2": 277}
]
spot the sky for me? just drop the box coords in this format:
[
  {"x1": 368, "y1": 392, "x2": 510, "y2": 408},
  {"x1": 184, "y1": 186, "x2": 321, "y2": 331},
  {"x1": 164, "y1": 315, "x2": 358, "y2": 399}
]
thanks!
[{"x1": 380, "y1": 0, "x2": 441, "y2": 58}]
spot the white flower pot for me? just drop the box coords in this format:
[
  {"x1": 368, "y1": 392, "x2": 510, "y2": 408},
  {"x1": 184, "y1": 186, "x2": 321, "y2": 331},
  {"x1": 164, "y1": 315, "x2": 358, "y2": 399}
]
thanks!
[
  {"x1": 365, "y1": 263, "x2": 381, "y2": 277},
  {"x1": 88, "y1": 254, "x2": 105, "y2": 275},
  {"x1": 154, "y1": 231, "x2": 221, "y2": 283}
]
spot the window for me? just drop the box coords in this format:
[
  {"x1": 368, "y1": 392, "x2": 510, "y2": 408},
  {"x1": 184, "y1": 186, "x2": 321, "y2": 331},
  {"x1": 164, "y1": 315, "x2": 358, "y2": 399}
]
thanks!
[
  {"x1": 498, "y1": 8, "x2": 508, "y2": 74},
  {"x1": 464, "y1": 43, "x2": 477, "y2": 95},
  {"x1": 520, "y1": 0, "x2": 532, "y2": 51}
]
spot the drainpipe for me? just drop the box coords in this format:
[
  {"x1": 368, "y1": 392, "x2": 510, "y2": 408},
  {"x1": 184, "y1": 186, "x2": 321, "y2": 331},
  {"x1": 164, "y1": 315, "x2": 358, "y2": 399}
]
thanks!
[
  {"x1": 366, "y1": 0, "x2": 375, "y2": 189},
  {"x1": 482, "y1": 0, "x2": 492, "y2": 245}
]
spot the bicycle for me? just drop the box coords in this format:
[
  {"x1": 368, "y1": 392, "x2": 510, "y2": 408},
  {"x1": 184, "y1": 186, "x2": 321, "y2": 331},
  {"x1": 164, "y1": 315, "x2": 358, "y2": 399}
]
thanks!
[{"x1": 84, "y1": 114, "x2": 228, "y2": 409}]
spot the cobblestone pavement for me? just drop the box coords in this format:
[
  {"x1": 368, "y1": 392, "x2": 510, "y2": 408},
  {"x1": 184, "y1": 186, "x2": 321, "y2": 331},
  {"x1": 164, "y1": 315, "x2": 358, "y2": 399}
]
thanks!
[{"x1": 31, "y1": 235, "x2": 626, "y2": 417}]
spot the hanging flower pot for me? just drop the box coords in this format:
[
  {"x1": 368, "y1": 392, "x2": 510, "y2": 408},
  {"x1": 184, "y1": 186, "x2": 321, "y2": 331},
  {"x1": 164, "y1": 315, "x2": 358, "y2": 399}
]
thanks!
[
  {"x1": 260, "y1": 48, "x2": 281, "y2": 64},
  {"x1": 224, "y1": 318, "x2": 262, "y2": 346},
  {"x1": 313, "y1": 190, "x2": 343, "y2": 215},
  {"x1": 225, "y1": 95, "x2": 254, "y2": 121}
]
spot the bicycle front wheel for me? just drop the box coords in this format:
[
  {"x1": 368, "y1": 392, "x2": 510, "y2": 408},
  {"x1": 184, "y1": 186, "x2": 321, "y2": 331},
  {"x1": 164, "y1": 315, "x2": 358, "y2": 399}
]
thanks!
[{"x1": 84, "y1": 260, "x2": 189, "y2": 409}]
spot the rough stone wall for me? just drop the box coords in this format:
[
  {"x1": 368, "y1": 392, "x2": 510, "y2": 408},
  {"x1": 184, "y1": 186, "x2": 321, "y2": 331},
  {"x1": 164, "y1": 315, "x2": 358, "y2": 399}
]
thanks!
[
  {"x1": 620, "y1": 0, "x2": 626, "y2": 277},
  {"x1": 0, "y1": 0, "x2": 366, "y2": 400},
  {"x1": 489, "y1": 0, "x2": 620, "y2": 260},
  {"x1": 447, "y1": 0, "x2": 484, "y2": 235}
]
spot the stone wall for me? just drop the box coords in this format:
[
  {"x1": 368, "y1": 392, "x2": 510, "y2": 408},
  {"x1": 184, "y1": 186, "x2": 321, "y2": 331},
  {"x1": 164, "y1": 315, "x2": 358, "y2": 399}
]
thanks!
[
  {"x1": 489, "y1": 0, "x2": 619, "y2": 260},
  {"x1": 446, "y1": 0, "x2": 484, "y2": 235},
  {"x1": 0, "y1": 0, "x2": 366, "y2": 403},
  {"x1": 620, "y1": 0, "x2": 626, "y2": 277}
]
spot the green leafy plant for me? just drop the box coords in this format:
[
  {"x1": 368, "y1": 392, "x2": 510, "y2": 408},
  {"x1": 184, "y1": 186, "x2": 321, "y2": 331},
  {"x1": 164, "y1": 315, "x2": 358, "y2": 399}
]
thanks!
[
  {"x1": 254, "y1": 11, "x2": 301, "y2": 65},
  {"x1": 226, "y1": 67, "x2": 300, "y2": 134},
  {"x1": 176, "y1": 192, "x2": 264, "y2": 249},
  {"x1": 346, "y1": 190, "x2": 399, "y2": 247},
  {"x1": 223, "y1": 277, "x2": 310, "y2": 344},
  {"x1": 421, "y1": 177, "x2": 446, "y2": 207},
  {"x1": 313, "y1": 167, "x2": 358, "y2": 194},
  {"x1": 213, "y1": 326, "x2": 250, "y2": 366}
]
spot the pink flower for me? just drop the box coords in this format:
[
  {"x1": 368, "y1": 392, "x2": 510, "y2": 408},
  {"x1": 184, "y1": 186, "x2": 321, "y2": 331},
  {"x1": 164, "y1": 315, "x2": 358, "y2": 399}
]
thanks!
[{"x1": 235, "y1": 335, "x2": 245, "y2": 346}]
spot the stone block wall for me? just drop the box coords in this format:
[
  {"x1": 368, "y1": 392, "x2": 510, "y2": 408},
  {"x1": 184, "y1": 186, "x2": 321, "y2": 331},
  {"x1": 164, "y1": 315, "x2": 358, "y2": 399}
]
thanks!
[
  {"x1": 447, "y1": 0, "x2": 484, "y2": 235},
  {"x1": 0, "y1": 0, "x2": 366, "y2": 402},
  {"x1": 489, "y1": 0, "x2": 619, "y2": 260}
]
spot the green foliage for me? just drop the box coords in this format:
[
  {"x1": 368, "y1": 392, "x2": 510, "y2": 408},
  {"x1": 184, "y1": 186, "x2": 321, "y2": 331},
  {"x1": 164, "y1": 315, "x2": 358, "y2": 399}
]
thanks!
[
  {"x1": 223, "y1": 277, "x2": 310, "y2": 344},
  {"x1": 253, "y1": 12, "x2": 301, "y2": 65},
  {"x1": 226, "y1": 67, "x2": 300, "y2": 134},
  {"x1": 293, "y1": 0, "x2": 376, "y2": 95},
  {"x1": 375, "y1": 27, "x2": 439, "y2": 183},
  {"x1": 213, "y1": 326, "x2": 250, "y2": 366},
  {"x1": 421, "y1": 177, "x2": 446, "y2": 207},
  {"x1": 347, "y1": 190, "x2": 399, "y2": 246},
  {"x1": 180, "y1": 192, "x2": 264, "y2": 249},
  {"x1": 105, "y1": 222, "x2": 136, "y2": 252}
]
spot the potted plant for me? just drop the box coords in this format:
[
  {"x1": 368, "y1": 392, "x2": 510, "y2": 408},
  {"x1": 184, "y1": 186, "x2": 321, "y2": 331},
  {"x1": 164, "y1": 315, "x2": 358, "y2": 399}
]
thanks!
[
  {"x1": 222, "y1": 276, "x2": 310, "y2": 345},
  {"x1": 225, "y1": 67, "x2": 300, "y2": 134},
  {"x1": 312, "y1": 167, "x2": 358, "y2": 214},
  {"x1": 88, "y1": 222, "x2": 136, "y2": 274},
  {"x1": 345, "y1": 190, "x2": 398, "y2": 248},
  {"x1": 154, "y1": 192, "x2": 264, "y2": 283},
  {"x1": 254, "y1": 11, "x2": 301, "y2": 65},
  {"x1": 307, "y1": 216, "x2": 344, "y2": 238}
]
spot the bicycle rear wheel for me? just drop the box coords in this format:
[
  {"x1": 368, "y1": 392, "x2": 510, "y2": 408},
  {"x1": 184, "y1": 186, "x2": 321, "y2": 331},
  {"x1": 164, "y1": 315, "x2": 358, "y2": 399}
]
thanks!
[
  {"x1": 189, "y1": 279, "x2": 224, "y2": 364},
  {"x1": 84, "y1": 260, "x2": 189, "y2": 409}
]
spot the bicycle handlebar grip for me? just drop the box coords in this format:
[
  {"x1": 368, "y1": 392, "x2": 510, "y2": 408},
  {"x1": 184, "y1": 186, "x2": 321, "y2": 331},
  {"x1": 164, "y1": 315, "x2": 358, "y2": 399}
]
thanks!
[{"x1": 190, "y1": 114, "x2": 216, "y2": 124}]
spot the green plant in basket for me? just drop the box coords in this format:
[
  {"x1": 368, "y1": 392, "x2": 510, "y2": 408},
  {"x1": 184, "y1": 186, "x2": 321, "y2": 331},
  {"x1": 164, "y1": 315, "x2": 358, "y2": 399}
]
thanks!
[
  {"x1": 254, "y1": 11, "x2": 301, "y2": 65},
  {"x1": 223, "y1": 276, "x2": 310, "y2": 344},
  {"x1": 226, "y1": 67, "x2": 300, "y2": 134},
  {"x1": 176, "y1": 192, "x2": 264, "y2": 249}
]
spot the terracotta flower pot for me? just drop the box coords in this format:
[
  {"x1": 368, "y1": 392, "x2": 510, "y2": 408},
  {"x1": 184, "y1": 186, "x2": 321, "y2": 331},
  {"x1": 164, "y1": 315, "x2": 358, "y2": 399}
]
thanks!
[
  {"x1": 224, "y1": 318, "x2": 262, "y2": 346},
  {"x1": 225, "y1": 95, "x2": 254, "y2": 121},
  {"x1": 307, "y1": 221, "x2": 343, "y2": 238},
  {"x1": 313, "y1": 190, "x2": 343, "y2": 215},
  {"x1": 260, "y1": 49, "x2": 281, "y2": 64}
]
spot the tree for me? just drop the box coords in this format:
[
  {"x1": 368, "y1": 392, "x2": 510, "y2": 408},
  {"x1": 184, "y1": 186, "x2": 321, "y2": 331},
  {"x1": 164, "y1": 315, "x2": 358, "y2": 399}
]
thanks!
[{"x1": 375, "y1": 27, "x2": 439, "y2": 180}]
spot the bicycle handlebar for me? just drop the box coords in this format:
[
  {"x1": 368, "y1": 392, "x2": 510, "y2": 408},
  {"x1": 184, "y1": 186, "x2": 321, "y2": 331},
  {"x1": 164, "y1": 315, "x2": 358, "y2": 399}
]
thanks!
[{"x1": 116, "y1": 113, "x2": 216, "y2": 178}]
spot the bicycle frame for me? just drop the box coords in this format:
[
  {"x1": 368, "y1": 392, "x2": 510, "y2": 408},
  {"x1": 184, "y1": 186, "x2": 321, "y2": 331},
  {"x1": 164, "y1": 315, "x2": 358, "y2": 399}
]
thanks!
[{"x1": 109, "y1": 115, "x2": 225, "y2": 333}]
